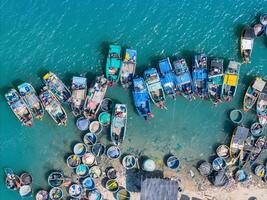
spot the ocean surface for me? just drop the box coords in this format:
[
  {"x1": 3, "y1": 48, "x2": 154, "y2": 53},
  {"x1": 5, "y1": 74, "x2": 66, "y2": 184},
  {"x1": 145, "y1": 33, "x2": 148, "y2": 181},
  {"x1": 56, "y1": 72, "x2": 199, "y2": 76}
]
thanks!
[{"x1": 1, "y1": 0, "x2": 267, "y2": 199}]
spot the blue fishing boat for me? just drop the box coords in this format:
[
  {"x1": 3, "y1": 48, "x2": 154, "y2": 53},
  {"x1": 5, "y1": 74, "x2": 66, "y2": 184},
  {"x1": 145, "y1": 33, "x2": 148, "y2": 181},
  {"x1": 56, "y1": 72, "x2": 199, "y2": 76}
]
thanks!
[
  {"x1": 207, "y1": 59, "x2": 224, "y2": 105},
  {"x1": 192, "y1": 54, "x2": 208, "y2": 99},
  {"x1": 173, "y1": 58, "x2": 195, "y2": 101},
  {"x1": 158, "y1": 57, "x2": 176, "y2": 99},
  {"x1": 144, "y1": 68, "x2": 167, "y2": 109},
  {"x1": 132, "y1": 76, "x2": 153, "y2": 120}
]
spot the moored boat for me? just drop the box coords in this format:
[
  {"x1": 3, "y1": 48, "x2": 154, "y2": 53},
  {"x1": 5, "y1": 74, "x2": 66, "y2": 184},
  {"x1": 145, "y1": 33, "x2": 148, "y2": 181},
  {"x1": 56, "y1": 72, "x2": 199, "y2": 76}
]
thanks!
[
  {"x1": 19, "y1": 185, "x2": 32, "y2": 198},
  {"x1": 84, "y1": 75, "x2": 108, "y2": 119},
  {"x1": 18, "y1": 83, "x2": 44, "y2": 120},
  {"x1": 243, "y1": 77, "x2": 266, "y2": 112},
  {"x1": 132, "y1": 76, "x2": 153, "y2": 120},
  {"x1": 158, "y1": 57, "x2": 176, "y2": 99},
  {"x1": 69, "y1": 76, "x2": 87, "y2": 117},
  {"x1": 260, "y1": 13, "x2": 267, "y2": 26},
  {"x1": 208, "y1": 59, "x2": 224, "y2": 105},
  {"x1": 257, "y1": 86, "x2": 267, "y2": 125},
  {"x1": 20, "y1": 172, "x2": 33, "y2": 185},
  {"x1": 48, "y1": 171, "x2": 64, "y2": 188},
  {"x1": 36, "y1": 190, "x2": 49, "y2": 200},
  {"x1": 222, "y1": 61, "x2": 241, "y2": 101},
  {"x1": 240, "y1": 26, "x2": 255, "y2": 63},
  {"x1": 192, "y1": 53, "x2": 208, "y2": 99},
  {"x1": 105, "y1": 44, "x2": 122, "y2": 86},
  {"x1": 4, "y1": 168, "x2": 21, "y2": 190},
  {"x1": 39, "y1": 87, "x2": 67, "y2": 126},
  {"x1": 173, "y1": 58, "x2": 195, "y2": 101},
  {"x1": 110, "y1": 104, "x2": 127, "y2": 145},
  {"x1": 144, "y1": 68, "x2": 166, "y2": 109},
  {"x1": 120, "y1": 48, "x2": 137, "y2": 89},
  {"x1": 5, "y1": 89, "x2": 33, "y2": 126},
  {"x1": 250, "y1": 122, "x2": 264, "y2": 137},
  {"x1": 249, "y1": 136, "x2": 266, "y2": 165}
]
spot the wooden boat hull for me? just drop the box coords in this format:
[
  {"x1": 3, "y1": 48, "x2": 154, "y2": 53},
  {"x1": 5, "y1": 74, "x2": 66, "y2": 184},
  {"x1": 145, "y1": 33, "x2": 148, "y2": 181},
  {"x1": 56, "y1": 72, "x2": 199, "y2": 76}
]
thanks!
[{"x1": 120, "y1": 49, "x2": 136, "y2": 89}]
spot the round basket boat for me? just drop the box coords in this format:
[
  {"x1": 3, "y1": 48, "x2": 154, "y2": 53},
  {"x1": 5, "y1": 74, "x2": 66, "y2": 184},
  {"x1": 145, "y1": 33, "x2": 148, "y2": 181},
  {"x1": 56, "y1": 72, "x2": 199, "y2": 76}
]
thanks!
[
  {"x1": 198, "y1": 161, "x2": 212, "y2": 176},
  {"x1": 82, "y1": 153, "x2": 96, "y2": 166},
  {"x1": 48, "y1": 171, "x2": 64, "y2": 188},
  {"x1": 20, "y1": 172, "x2": 33, "y2": 185},
  {"x1": 212, "y1": 157, "x2": 227, "y2": 171},
  {"x1": 122, "y1": 155, "x2": 136, "y2": 170},
  {"x1": 68, "y1": 184, "x2": 82, "y2": 198},
  {"x1": 36, "y1": 190, "x2": 49, "y2": 200},
  {"x1": 230, "y1": 109, "x2": 243, "y2": 124},
  {"x1": 73, "y1": 143, "x2": 87, "y2": 157},
  {"x1": 76, "y1": 164, "x2": 89, "y2": 177},
  {"x1": 255, "y1": 164, "x2": 266, "y2": 178},
  {"x1": 260, "y1": 13, "x2": 267, "y2": 26},
  {"x1": 89, "y1": 166, "x2": 102, "y2": 179},
  {"x1": 234, "y1": 169, "x2": 248, "y2": 182},
  {"x1": 5, "y1": 173, "x2": 21, "y2": 191},
  {"x1": 105, "y1": 179, "x2": 119, "y2": 193},
  {"x1": 106, "y1": 167, "x2": 117, "y2": 180},
  {"x1": 254, "y1": 23, "x2": 265, "y2": 37},
  {"x1": 92, "y1": 143, "x2": 105, "y2": 157},
  {"x1": 49, "y1": 187, "x2": 63, "y2": 200},
  {"x1": 83, "y1": 132, "x2": 97, "y2": 146},
  {"x1": 116, "y1": 188, "x2": 131, "y2": 200},
  {"x1": 166, "y1": 155, "x2": 180, "y2": 169},
  {"x1": 98, "y1": 112, "x2": 111, "y2": 126},
  {"x1": 216, "y1": 145, "x2": 230, "y2": 158},
  {"x1": 76, "y1": 117, "x2": 90, "y2": 131},
  {"x1": 82, "y1": 177, "x2": 95, "y2": 191},
  {"x1": 19, "y1": 185, "x2": 32, "y2": 198},
  {"x1": 106, "y1": 146, "x2": 121, "y2": 159},
  {"x1": 101, "y1": 98, "x2": 113, "y2": 112},
  {"x1": 89, "y1": 121, "x2": 103, "y2": 135},
  {"x1": 141, "y1": 159, "x2": 156, "y2": 172},
  {"x1": 87, "y1": 189, "x2": 102, "y2": 200},
  {"x1": 250, "y1": 122, "x2": 264, "y2": 137},
  {"x1": 67, "y1": 154, "x2": 81, "y2": 168}
]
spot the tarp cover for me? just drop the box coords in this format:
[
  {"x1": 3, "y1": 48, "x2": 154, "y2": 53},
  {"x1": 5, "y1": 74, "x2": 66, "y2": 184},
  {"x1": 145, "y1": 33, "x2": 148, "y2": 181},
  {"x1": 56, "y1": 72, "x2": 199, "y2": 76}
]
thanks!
[{"x1": 223, "y1": 74, "x2": 238, "y2": 86}]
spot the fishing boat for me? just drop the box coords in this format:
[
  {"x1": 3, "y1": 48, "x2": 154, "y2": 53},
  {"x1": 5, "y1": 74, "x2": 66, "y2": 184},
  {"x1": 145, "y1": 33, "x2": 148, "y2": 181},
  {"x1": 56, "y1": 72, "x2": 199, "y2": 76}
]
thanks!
[
  {"x1": 120, "y1": 48, "x2": 137, "y2": 89},
  {"x1": 132, "y1": 76, "x2": 153, "y2": 120},
  {"x1": 207, "y1": 59, "x2": 224, "y2": 105},
  {"x1": 39, "y1": 87, "x2": 67, "y2": 126},
  {"x1": 20, "y1": 172, "x2": 33, "y2": 185},
  {"x1": 229, "y1": 126, "x2": 249, "y2": 164},
  {"x1": 192, "y1": 53, "x2": 208, "y2": 99},
  {"x1": 110, "y1": 104, "x2": 127, "y2": 145},
  {"x1": 158, "y1": 57, "x2": 176, "y2": 99},
  {"x1": 240, "y1": 26, "x2": 255, "y2": 63},
  {"x1": 239, "y1": 136, "x2": 254, "y2": 167},
  {"x1": 18, "y1": 83, "x2": 44, "y2": 120},
  {"x1": 5, "y1": 89, "x2": 33, "y2": 126},
  {"x1": 84, "y1": 75, "x2": 108, "y2": 119},
  {"x1": 105, "y1": 44, "x2": 122, "y2": 86},
  {"x1": 4, "y1": 168, "x2": 21, "y2": 190},
  {"x1": 42, "y1": 72, "x2": 71, "y2": 104},
  {"x1": 19, "y1": 185, "x2": 32, "y2": 198},
  {"x1": 249, "y1": 136, "x2": 266, "y2": 165},
  {"x1": 250, "y1": 122, "x2": 264, "y2": 137},
  {"x1": 36, "y1": 190, "x2": 49, "y2": 200},
  {"x1": 144, "y1": 68, "x2": 166, "y2": 109},
  {"x1": 69, "y1": 76, "x2": 87, "y2": 117},
  {"x1": 234, "y1": 169, "x2": 248, "y2": 182},
  {"x1": 222, "y1": 61, "x2": 241, "y2": 101},
  {"x1": 243, "y1": 77, "x2": 266, "y2": 112},
  {"x1": 48, "y1": 171, "x2": 64, "y2": 188},
  {"x1": 254, "y1": 24, "x2": 265, "y2": 37},
  {"x1": 260, "y1": 13, "x2": 267, "y2": 26},
  {"x1": 107, "y1": 145, "x2": 121, "y2": 159},
  {"x1": 49, "y1": 187, "x2": 63, "y2": 200},
  {"x1": 257, "y1": 86, "x2": 267, "y2": 125},
  {"x1": 173, "y1": 58, "x2": 195, "y2": 101}
]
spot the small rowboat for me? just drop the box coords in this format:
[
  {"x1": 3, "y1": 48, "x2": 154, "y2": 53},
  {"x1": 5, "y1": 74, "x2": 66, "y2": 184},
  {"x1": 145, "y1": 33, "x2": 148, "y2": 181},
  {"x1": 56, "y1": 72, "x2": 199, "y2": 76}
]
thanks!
[
  {"x1": 4, "y1": 168, "x2": 21, "y2": 190},
  {"x1": 255, "y1": 164, "x2": 266, "y2": 177},
  {"x1": 158, "y1": 57, "x2": 176, "y2": 99},
  {"x1": 101, "y1": 98, "x2": 113, "y2": 112},
  {"x1": 234, "y1": 169, "x2": 248, "y2": 182},
  {"x1": 48, "y1": 171, "x2": 64, "y2": 188},
  {"x1": 70, "y1": 76, "x2": 87, "y2": 117},
  {"x1": 68, "y1": 184, "x2": 82, "y2": 198},
  {"x1": 92, "y1": 143, "x2": 105, "y2": 157},
  {"x1": 19, "y1": 185, "x2": 32, "y2": 198},
  {"x1": 76, "y1": 117, "x2": 90, "y2": 131},
  {"x1": 120, "y1": 48, "x2": 137, "y2": 89},
  {"x1": 249, "y1": 136, "x2": 266, "y2": 165},
  {"x1": 42, "y1": 72, "x2": 71, "y2": 104},
  {"x1": 83, "y1": 133, "x2": 97, "y2": 146},
  {"x1": 222, "y1": 61, "x2": 241, "y2": 101},
  {"x1": 216, "y1": 145, "x2": 230, "y2": 158},
  {"x1": 18, "y1": 82, "x2": 44, "y2": 120},
  {"x1": 240, "y1": 26, "x2": 255, "y2": 64},
  {"x1": 192, "y1": 53, "x2": 208, "y2": 99},
  {"x1": 105, "y1": 179, "x2": 119, "y2": 193},
  {"x1": 106, "y1": 167, "x2": 118, "y2": 180},
  {"x1": 144, "y1": 67, "x2": 166, "y2": 109},
  {"x1": 5, "y1": 89, "x2": 33, "y2": 127},
  {"x1": 98, "y1": 112, "x2": 111, "y2": 126},
  {"x1": 76, "y1": 164, "x2": 89, "y2": 177},
  {"x1": 66, "y1": 154, "x2": 81, "y2": 168},
  {"x1": 260, "y1": 13, "x2": 267, "y2": 26},
  {"x1": 36, "y1": 190, "x2": 49, "y2": 200},
  {"x1": 49, "y1": 187, "x2": 63, "y2": 200},
  {"x1": 116, "y1": 188, "x2": 131, "y2": 200},
  {"x1": 87, "y1": 190, "x2": 102, "y2": 200},
  {"x1": 122, "y1": 155, "x2": 137, "y2": 169},
  {"x1": 89, "y1": 121, "x2": 103, "y2": 135},
  {"x1": 110, "y1": 104, "x2": 127, "y2": 145},
  {"x1": 166, "y1": 155, "x2": 180, "y2": 169},
  {"x1": 106, "y1": 44, "x2": 122, "y2": 86},
  {"x1": 254, "y1": 24, "x2": 265, "y2": 37},
  {"x1": 230, "y1": 109, "x2": 243, "y2": 124},
  {"x1": 84, "y1": 75, "x2": 108, "y2": 119},
  {"x1": 82, "y1": 177, "x2": 95, "y2": 191},
  {"x1": 198, "y1": 161, "x2": 212, "y2": 176},
  {"x1": 250, "y1": 122, "x2": 264, "y2": 137},
  {"x1": 39, "y1": 86, "x2": 67, "y2": 126},
  {"x1": 81, "y1": 153, "x2": 95, "y2": 166},
  {"x1": 243, "y1": 77, "x2": 266, "y2": 112},
  {"x1": 106, "y1": 145, "x2": 121, "y2": 159},
  {"x1": 257, "y1": 88, "x2": 267, "y2": 126},
  {"x1": 212, "y1": 157, "x2": 226, "y2": 171},
  {"x1": 89, "y1": 166, "x2": 102, "y2": 179},
  {"x1": 73, "y1": 143, "x2": 87, "y2": 157},
  {"x1": 20, "y1": 172, "x2": 33, "y2": 185}
]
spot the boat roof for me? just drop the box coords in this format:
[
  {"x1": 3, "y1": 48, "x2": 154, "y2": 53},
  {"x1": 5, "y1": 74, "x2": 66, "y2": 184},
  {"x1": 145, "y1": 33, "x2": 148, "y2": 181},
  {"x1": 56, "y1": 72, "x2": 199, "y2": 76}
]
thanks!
[
  {"x1": 252, "y1": 78, "x2": 266, "y2": 92},
  {"x1": 233, "y1": 126, "x2": 249, "y2": 146},
  {"x1": 73, "y1": 76, "x2": 87, "y2": 85},
  {"x1": 223, "y1": 74, "x2": 238, "y2": 86},
  {"x1": 193, "y1": 68, "x2": 207, "y2": 80},
  {"x1": 159, "y1": 57, "x2": 172, "y2": 74},
  {"x1": 228, "y1": 61, "x2": 241, "y2": 71},
  {"x1": 176, "y1": 72, "x2": 191, "y2": 84},
  {"x1": 124, "y1": 49, "x2": 137, "y2": 63},
  {"x1": 109, "y1": 45, "x2": 121, "y2": 53},
  {"x1": 241, "y1": 39, "x2": 253, "y2": 50}
]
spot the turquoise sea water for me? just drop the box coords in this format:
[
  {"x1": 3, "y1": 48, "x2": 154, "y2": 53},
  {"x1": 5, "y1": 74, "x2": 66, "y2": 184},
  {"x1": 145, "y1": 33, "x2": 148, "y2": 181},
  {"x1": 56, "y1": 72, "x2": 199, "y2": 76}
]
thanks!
[{"x1": 1, "y1": 0, "x2": 267, "y2": 199}]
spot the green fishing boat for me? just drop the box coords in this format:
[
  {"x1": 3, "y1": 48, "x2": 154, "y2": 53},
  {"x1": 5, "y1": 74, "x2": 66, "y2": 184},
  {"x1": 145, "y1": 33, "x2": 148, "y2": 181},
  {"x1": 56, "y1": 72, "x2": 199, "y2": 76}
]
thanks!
[{"x1": 105, "y1": 44, "x2": 122, "y2": 86}]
